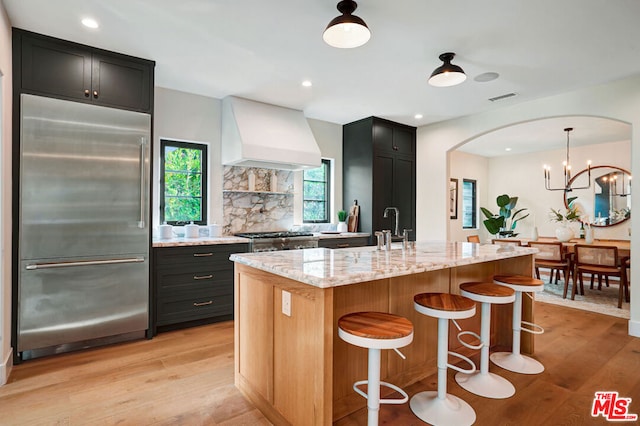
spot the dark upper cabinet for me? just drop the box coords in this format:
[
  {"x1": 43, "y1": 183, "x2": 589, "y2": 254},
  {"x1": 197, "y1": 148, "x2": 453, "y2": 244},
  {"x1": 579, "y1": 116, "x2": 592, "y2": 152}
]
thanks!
[
  {"x1": 343, "y1": 117, "x2": 416, "y2": 243},
  {"x1": 15, "y1": 28, "x2": 154, "y2": 113}
]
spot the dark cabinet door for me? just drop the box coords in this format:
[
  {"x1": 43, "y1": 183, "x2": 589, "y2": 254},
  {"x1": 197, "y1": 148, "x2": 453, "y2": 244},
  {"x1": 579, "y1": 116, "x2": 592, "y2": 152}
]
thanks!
[
  {"x1": 373, "y1": 153, "x2": 395, "y2": 233},
  {"x1": 16, "y1": 29, "x2": 154, "y2": 113},
  {"x1": 21, "y1": 35, "x2": 92, "y2": 101},
  {"x1": 92, "y1": 53, "x2": 152, "y2": 112},
  {"x1": 394, "y1": 155, "x2": 416, "y2": 238}
]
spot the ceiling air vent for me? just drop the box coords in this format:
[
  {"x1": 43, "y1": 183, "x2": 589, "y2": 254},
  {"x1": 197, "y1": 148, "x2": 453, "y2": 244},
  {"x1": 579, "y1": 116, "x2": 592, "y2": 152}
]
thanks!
[{"x1": 488, "y1": 92, "x2": 517, "y2": 102}]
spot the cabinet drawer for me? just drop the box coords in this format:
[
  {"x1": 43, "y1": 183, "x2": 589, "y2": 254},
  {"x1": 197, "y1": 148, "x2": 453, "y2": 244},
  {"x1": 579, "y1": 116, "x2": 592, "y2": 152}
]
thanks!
[
  {"x1": 155, "y1": 244, "x2": 248, "y2": 268},
  {"x1": 156, "y1": 293, "x2": 233, "y2": 326},
  {"x1": 318, "y1": 237, "x2": 370, "y2": 249},
  {"x1": 156, "y1": 268, "x2": 233, "y2": 295}
]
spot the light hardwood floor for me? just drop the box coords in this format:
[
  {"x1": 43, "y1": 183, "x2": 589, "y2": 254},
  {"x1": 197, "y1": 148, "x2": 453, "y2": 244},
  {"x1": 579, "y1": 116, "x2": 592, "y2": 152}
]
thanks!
[{"x1": 1, "y1": 302, "x2": 639, "y2": 425}]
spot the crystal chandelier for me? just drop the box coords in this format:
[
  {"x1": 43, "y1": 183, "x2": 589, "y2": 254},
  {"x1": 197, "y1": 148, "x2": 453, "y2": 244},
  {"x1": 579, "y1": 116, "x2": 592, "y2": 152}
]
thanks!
[{"x1": 543, "y1": 127, "x2": 592, "y2": 192}]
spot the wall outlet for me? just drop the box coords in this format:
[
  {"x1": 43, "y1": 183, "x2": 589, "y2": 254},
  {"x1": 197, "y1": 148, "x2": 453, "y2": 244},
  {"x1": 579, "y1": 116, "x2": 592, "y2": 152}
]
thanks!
[{"x1": 282, "y1": 290, "x2": 291, "y2": 317}]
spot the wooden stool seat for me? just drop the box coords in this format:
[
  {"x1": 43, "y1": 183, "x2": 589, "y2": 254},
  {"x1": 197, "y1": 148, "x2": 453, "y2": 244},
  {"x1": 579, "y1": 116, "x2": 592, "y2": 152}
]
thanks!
[
  {"x1": 493, "y1": 274, "x2": 544, "y2": 292},
  {"x1": 338, "y1": 312, "x2": 413, "y2": 342},
  {"x1": 459, "y1": 282, "x2": 515, "y2": 304},
  {"x1": 414, "y1": 293, "x2": 476, "y2": 319}
]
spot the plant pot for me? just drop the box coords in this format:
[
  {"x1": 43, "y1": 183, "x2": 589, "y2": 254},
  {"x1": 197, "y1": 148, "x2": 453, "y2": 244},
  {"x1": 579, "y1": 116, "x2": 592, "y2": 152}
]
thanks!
[
  {"x1": 555, "y1": 225, "x2": 574, "y2": 242},
  {"x1": 336, "y1": 221, "x2": 348, "y2": 233}
]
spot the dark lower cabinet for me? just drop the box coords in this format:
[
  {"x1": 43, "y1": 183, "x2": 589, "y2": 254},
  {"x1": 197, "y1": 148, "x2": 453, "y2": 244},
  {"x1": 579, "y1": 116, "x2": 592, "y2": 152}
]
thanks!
[
  {"x1": 153, "y1": 243, "x2": 248, "y2": 332},
  {"x1": 14, "y1": 28, "x2": 154, "y2": 113},
  {"x1": 343, "y1": 117, "x2": 416, "y2": 243},
  {"x1": 318, "y1": 237, "x2": 370, "y2": 249}
]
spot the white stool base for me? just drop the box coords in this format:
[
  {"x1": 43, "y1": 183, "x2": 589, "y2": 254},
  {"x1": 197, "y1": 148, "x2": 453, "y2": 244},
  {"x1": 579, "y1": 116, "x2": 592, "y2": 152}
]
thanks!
[
  {"x1": 410, "y1": 391, "x2": 476, "y2": 426},
  {"x1": 455, "y1": 371, "x2": 515, "y2": 399},
  {"x1": 490, "y1": 352, "x2": 544, "y2": 374}
]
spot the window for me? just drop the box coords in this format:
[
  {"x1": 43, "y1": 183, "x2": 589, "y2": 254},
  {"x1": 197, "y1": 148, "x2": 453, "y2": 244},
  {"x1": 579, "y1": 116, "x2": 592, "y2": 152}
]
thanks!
[
  {"x1": 160, "y1": 140, "x2": 208, "y2": 225},
  {"x1": 303, "y1": 159, "x2": 331, "y2": 223},
  {"x1": 462, "y1": 179, "x2": 477, "y2": 229}
]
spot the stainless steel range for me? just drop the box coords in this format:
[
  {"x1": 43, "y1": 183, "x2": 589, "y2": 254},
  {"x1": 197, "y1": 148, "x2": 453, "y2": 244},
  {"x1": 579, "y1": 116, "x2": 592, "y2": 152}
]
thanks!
[{"x1": 235, "y1": 231, "x2": 318, "y2": 252}]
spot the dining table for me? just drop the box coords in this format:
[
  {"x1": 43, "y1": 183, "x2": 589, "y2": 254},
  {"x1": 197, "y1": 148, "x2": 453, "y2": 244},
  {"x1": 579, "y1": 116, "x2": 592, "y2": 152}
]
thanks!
[{"x1": 523, "y1": 237, "x2": 630, "y2": 259}]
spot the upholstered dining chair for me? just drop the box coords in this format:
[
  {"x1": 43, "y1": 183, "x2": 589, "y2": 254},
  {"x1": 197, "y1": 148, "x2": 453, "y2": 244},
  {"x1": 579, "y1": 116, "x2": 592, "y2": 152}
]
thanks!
[
  {"x1": 573, "y1": 244, "x2": 629, "y2": 308},
  {"x1": 467, "y1": 235, "x2": 481, "y2": 243},
  {"x1": 528, "y1": 241, "x2": 572, "y2": 298},
  {"x1": 491, "y1": 239, "x2": 522, "y2": 247}
]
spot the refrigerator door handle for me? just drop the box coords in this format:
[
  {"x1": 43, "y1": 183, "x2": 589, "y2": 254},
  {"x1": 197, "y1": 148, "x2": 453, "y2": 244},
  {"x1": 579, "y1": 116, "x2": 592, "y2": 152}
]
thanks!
[
  {"x1": 138, "y1": 137, "x2": 146, "y2": 229},
  {"x1": 25, "y1": 257, "x2": 145, "y2": 270}
]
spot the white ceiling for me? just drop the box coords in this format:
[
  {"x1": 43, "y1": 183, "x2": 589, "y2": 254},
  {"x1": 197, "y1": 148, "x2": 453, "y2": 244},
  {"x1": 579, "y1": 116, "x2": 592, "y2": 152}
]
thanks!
[{"x1": 2, "y1": 0, "x2": 639, "y2": 153}]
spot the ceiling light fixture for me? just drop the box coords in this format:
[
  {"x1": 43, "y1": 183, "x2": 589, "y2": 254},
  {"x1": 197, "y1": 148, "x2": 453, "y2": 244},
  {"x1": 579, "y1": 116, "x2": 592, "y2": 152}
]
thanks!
[
  {"x1": 543, "y1": 127, "x2": 592, "y2": 192},
  {"x1": 81, "y1": 18, "x2": 99, "y2": 29},
  {"x1": 302, "y1": 80, "x2": 312, "y2": 87},
  {"x1": 414, "y1": 114, "x2": 423, "y2": 119},
  {"x1": 428, "y1": 52, "x2": 466, "y2": 87},
  {"x1": 323, "y1": 0, "x2": 370, "y2": 49}
]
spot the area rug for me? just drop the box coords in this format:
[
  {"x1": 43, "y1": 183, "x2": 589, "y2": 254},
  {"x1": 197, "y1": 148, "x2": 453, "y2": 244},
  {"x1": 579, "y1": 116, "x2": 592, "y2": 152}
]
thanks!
[{"x1": 535, "y1": 275, "x2": 630, "y2": 320}]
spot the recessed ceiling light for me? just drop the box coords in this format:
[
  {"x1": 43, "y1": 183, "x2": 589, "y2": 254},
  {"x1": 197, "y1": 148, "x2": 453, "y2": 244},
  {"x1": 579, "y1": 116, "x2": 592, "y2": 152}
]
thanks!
[
  {"x1": 505, "y1": 147, "x2": 512, "y2": 152},
  {"x1": 474, "y1": 72, "x2": 499, "y2": 83},
  {"x1": 81, "y1": 18, "x2": 99, "y2": 29},
  {"x1": 414, "y1": 114, "x2": 423, "y2": 119},
  {"x1": 302, "y1": 80, "x2": 312, "y2": 87}
]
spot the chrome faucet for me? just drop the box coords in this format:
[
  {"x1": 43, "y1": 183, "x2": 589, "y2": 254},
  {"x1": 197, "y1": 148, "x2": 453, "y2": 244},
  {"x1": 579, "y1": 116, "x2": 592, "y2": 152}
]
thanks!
[{"x1": 383, "y1": 207, "x2": 400, "y2": 237}]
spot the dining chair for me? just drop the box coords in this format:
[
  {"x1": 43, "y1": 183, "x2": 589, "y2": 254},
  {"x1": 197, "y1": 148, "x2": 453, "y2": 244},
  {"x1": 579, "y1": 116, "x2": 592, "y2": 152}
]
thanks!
[
  {"x1": 467, "y1": 235, "x2": 481, "y2": 243},
  {"x1": 573, "y1": 244, "x2": 629, "y2": 308},
  {"x1": 528, "y1": 241, "x2": 572, "y2": 298},
  {"x1": 491, "y1": 239, "x2": 522, "y2": 247}
]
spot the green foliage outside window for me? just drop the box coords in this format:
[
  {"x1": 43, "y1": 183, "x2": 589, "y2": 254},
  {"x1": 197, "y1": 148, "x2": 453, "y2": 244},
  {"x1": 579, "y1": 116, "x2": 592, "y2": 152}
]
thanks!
[
  {"x1": 161, "y1": 140, "x2": 208, "y2": 224},
  {"x1": 303, "y1": 159, "x2": 330, "y2": 222}
]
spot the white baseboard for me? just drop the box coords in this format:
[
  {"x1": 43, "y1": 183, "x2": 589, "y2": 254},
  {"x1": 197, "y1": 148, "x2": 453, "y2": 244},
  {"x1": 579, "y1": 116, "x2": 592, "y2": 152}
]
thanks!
[
  {"x1": 0, "y1": 348, "x2": 13, "y2": 386},
  {"x1": 629, "y1": 319, "x2": 640, "y2": 338}
]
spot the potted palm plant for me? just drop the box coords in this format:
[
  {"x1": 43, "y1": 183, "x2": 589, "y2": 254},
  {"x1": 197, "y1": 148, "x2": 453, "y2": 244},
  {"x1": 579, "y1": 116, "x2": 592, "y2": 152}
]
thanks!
[{"x1": 481, "y1": 194, "x2": 529, "y2": 237}]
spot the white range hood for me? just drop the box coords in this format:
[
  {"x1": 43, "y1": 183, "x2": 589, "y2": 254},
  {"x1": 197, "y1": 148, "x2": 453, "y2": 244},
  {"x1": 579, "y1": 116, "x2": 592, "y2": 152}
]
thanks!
[{"x1": 221, "y1": 96, "x2": 322, "y2": 171}]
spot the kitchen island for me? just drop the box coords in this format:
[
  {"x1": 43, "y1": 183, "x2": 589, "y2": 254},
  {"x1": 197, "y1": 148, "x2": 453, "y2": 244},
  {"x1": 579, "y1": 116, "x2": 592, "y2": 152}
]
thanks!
[{"x1": 231, "y1": 242, "x2": 537, "y2": 425}]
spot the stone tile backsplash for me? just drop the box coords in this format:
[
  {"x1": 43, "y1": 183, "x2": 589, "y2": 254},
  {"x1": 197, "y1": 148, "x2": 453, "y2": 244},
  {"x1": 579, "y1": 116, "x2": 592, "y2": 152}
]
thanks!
[{"x1": 223, "y1": 166, "x2": 294, "y2": 234}]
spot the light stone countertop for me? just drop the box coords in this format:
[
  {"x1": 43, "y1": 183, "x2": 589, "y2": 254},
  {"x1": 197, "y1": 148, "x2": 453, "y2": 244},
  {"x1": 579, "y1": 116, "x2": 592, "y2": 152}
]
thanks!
[
  {"x1": 230, "y1": 241, "x2": 537, "y2": 289},
  {"x1": 152, "y1": 232, "x2": 369, "y2": 247},
  {"x1": 314, "y1": 232, "x2": 369, "y2": 239},
  {"x1": 153, "y1": 236, "x2": 250, "y2": 247}
]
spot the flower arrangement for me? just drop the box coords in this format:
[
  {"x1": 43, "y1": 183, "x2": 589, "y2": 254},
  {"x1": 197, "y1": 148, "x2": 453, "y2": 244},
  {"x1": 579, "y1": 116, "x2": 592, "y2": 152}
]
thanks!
[
  {"x1": 549, "y1": 206, "x2": 580, "y2": 223},
  {"x1": 549, "y1": 196, "x2": 580, "y2": 223}
]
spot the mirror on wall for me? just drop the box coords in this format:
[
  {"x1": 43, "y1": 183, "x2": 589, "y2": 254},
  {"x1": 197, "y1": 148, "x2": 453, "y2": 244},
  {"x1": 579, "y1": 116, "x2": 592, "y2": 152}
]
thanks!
[{"x1": 565, "y1": 165, "x2": 631, "y2": 227}]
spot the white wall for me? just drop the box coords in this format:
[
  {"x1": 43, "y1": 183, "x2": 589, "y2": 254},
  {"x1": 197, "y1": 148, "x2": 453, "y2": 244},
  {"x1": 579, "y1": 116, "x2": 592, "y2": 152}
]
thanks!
[
  {"x1": 154, "y1": 87, "x2": 343, "y2": 231},
  {"x1": 0, "y1": 3, "x2": 12, "y2": 384},
  {"x1": 417, "y1": 75, "x2": 640, "y2": 337},
  {"x1": 484, "y1": 140, "x2": 631, "y2": 241},
  {"x1": 293, "y1": 118, "x2": 343, "y2": 225},
  {"x1": 448, "y1": 151, "x2": 488, "y2": 242}
]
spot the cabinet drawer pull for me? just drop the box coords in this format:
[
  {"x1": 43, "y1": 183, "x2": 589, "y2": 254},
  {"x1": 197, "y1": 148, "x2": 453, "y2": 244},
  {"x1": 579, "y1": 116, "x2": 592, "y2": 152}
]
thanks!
[
  {"x1": 193, "y1": 274, "x2": 213, "y2": 280},
  {"x1": 93, "y1": 90, "x2": 99, "y2": 98},
  {"x1": 84, "y1": 89, "x2": 90, "y2": 97},
  {"x1": 193, "y1": 300, "x2": 213, "y2": 307},
  {"x1": 336, "y1": 243, "x2": 350, "y2": 248},
  {"x1": 193, "y1": 252, "x2": 213, "y2": 257}
]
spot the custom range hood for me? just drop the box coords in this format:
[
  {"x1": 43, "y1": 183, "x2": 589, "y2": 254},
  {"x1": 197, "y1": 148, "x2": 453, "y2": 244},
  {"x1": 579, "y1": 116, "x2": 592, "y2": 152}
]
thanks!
[{"x1": 221, "y1": 96, "x2": 322, "y2": 170}]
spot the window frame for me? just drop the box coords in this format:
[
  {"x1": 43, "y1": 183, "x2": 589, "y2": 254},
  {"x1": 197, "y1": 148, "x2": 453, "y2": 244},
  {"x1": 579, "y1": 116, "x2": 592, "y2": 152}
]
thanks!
[
  {"x1": 303, "y1": 158, "x2": 331, "y2": 223},
  {"x1": 160, "y1": 139, "x2": 208, "y2": 226},
  {"x1": 462, "y1": 179, "x2": 477, "y2": 229}
]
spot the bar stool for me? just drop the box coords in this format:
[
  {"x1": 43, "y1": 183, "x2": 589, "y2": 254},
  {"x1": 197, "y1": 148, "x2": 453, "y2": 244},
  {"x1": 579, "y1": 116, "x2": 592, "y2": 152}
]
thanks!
[
  {"x1": 338, "y1": 311, "x2": 414, "y2": 426},
  {"x1": 410, "y1": 293, "x2": 477, "y2": 426},
  {"x1": 491, "y1": 274, "x2": 545, "y2": 374},
  {"x1": 455, "y1": 282, "x2": 516, "y2": 399}
]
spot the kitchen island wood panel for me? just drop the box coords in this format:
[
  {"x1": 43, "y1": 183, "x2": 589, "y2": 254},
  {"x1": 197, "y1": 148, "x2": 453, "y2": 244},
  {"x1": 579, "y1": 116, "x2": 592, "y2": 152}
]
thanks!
[{"x1": 232, "y1": 243, "x2": 536, "y2": 425}]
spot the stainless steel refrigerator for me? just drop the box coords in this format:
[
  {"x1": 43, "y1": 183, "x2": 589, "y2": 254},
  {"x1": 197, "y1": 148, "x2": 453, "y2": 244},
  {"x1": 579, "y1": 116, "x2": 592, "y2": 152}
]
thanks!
[{"x1": 17, "y1": 94, "x2": 150, "y2": 360}]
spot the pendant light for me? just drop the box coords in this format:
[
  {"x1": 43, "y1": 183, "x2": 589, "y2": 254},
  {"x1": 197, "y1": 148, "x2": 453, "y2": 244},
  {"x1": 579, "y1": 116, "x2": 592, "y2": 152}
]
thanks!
[
  {"x1": 543, "y1": 127, "x2": 592, "y2": 192},
  {"x1": 323, "y1": 0, "x2": 371, "y2": 49},
  {"x1": 428, "y1": 52, "x2": 467, "y2": 87}
]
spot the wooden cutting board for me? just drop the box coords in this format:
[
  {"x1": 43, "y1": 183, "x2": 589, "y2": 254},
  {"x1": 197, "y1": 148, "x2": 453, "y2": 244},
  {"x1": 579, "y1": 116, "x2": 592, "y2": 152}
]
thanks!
[{"x1": 347, "y1": 201, "x2": 359, "y2": 232}]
